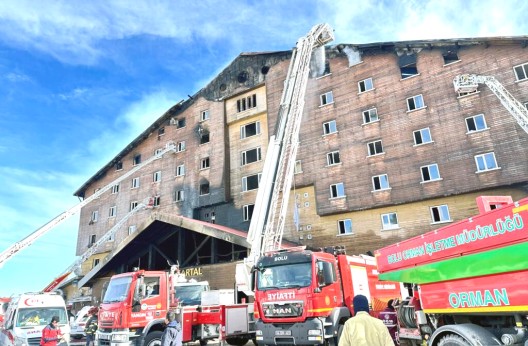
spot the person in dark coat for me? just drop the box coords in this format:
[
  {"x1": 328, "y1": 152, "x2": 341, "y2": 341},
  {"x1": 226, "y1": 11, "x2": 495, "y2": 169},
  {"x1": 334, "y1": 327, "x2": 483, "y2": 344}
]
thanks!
[
  {"x1": 338, "y1": 295, "x2": 394, "y2": 346},
  {"x1": 161, "y1": 311, "x2": 182, "y2": 346},
  {"x1": 40, "y1": 316, "x2": 62, "y2": 346},
  {"x1": 84, "y1": 307, "x2": 99, "y2": 346},
  {"x1": 378, "y1": 299, "x2": 398, "y2": 345}
]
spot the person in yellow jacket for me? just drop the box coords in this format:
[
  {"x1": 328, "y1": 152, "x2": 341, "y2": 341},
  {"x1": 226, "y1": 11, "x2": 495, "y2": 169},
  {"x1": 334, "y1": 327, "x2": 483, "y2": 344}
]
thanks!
[{"x1": 338, "y1": 295, "x2": 395, "y2": 346}]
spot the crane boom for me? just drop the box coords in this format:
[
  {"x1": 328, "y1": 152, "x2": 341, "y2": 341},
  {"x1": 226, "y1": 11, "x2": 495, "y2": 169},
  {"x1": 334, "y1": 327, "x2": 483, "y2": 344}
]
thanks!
[
  {"x1": 236, "y1": 24, "x2": 334, "y2": 294},
  {"x1": 0, "y1": 141, "x2": 177, "y2": 268},
  {"x1": 247, "y1": 23, "x2": 333, "y2": 258},
  {"x1": 453, "y1": 74, "x2": 528, "y2": 134},
  {"x1": 42, "y1": 197, "x2": 154, "y2": 292}
]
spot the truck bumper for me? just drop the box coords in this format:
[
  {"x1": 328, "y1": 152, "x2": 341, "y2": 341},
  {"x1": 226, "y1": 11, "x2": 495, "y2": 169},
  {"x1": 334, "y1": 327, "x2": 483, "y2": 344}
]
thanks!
[{"x1": 255, "y1": 318, "x2": 327, "y2": 345}]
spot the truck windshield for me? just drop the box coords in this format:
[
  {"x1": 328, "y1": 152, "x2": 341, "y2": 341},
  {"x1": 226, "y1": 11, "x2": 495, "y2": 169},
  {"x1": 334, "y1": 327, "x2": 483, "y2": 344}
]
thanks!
[
  {"x1": 103, "y1": 276, "x2": 132, "y2": 303},
  {"x1": 16, "y1": 307, "x2": 67, "y2": 327},
  {"x1": 175, "y1": 285, "x2": 207, "y2": 306},
  {"x1": 257, "y1": 262, "x2": 312, "y2": 290}
]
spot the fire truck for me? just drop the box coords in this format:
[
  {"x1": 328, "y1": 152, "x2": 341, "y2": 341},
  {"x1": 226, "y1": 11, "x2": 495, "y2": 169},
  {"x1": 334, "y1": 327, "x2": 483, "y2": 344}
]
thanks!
[
  {"x1": 253, "y1": 247, "x2": 403, "y2": 345},
  {"x1": 375, "y1": 195, "x2": 528, "y2": 346},
  {"x1": 96, "y1": 266, "x2": 254, "y2": 346}
]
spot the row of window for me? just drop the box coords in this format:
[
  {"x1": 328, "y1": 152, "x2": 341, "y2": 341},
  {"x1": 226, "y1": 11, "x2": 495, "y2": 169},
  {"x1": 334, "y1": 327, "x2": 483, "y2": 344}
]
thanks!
[
  {"x1": 326, "y1": 151, "x2": 498, "y2": 198},
  {"x1": 322, "y1": 113, "x2": 489, "y2": 157},
  {"x1": 337, "y1": 204, "x2": 451, "y2": 236},
  {"x1": 319, "y1": 60, "x2": 528, "y2": 125},
  {"x1": 116, "y1": 119, "x2": 261, "y2": 174}
]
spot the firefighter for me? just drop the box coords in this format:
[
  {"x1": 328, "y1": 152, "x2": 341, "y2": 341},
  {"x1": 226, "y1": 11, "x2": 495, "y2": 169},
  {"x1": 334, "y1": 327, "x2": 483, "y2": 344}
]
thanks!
[
  {"x1": 378, "y1": 299, "x2": 398, "y2": 345},
  {"x1": 84, "y1": 307, "x2": 99, "y2": 346}
]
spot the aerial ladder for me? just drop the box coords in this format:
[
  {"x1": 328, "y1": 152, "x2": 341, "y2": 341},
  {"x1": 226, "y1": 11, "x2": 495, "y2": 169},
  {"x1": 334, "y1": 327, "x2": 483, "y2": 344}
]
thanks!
[
  {"x1": 236, "y1": 23, "x2": 334, "y2": 294},
  {"x1": 42, "y1": 196, "x2": 155, "y2": 292},
  {"x1": 453, "y1": 74, "x2": 528, "y2": 134},
  {"x1": 0, "y1": 141, "x2": 177, "y2": 268}
]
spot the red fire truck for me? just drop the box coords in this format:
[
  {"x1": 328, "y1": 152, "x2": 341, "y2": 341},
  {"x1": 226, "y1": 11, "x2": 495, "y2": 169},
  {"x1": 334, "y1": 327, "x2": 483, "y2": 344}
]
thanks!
[
  {"x1": 97, "y1": 267, "x2": 254, "y2": 346},
  {"x1": 252, "y1": 246, "x2": 403, "y2": 345},
  {"x1": 375, "y1": 196, "x2": 528, "y2": 346}
]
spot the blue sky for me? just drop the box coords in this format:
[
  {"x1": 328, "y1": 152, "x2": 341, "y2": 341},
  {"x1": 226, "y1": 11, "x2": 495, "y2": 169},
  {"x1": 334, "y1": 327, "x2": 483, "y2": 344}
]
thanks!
[{"x1": 0, "y1": 0, "x2": 527, "y2": 297}]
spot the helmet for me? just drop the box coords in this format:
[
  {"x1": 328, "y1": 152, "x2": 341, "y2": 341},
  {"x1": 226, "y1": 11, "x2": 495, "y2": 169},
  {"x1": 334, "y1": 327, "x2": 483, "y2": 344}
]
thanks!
[{"x1": 88, "y1": 307, "x2": 99, "y2": 315}]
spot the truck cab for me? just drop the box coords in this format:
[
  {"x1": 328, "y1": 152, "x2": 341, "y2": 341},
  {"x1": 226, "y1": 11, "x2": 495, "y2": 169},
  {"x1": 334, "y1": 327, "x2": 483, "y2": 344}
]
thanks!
[
  {"x1": 97, "y1": 269, "x2": 211, "y2": 346},
  {"x1": 0, "y1": 292, "x2": 70, "y2": 346},
  {"x1": 253, "y1": 249, "x2": 346, "y2": 345}
]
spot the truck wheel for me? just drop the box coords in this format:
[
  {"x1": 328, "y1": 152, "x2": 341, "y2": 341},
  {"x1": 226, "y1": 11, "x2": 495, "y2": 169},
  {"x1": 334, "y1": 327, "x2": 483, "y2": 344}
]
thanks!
[
  {"x1": 144, "y1": 331, "x2": 163, "y2": 346},
  {"x1": 438, "y1": 334, "x2": 471, "y2": 346},
  {"x1": 226, "y1": 337, "x2": 249, "y2": 346},
  {"x1": 199, "y1": 339, "x2": 208, "y2": 346}
]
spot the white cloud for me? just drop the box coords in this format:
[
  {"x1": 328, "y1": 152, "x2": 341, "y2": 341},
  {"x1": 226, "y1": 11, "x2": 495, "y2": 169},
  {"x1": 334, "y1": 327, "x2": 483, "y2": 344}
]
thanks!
[
  {"x1": 324, "y1": 0, "x2": 528, "y2": 43},
  {"x1": 5, "y1": 72, "x2": 30, "y2": 82},
  {"x1": 58, "y1": 87, "x2": 89, "y2": 100},
  {"x1": 0, "y1": 1, "x2": 324, "y2": 65}
]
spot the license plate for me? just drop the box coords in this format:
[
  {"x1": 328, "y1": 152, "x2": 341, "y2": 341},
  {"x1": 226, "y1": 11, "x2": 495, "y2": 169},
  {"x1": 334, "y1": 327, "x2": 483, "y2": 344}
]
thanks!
[{"x1": 275, "y1": 330, "x2": 292, "y2": 336}]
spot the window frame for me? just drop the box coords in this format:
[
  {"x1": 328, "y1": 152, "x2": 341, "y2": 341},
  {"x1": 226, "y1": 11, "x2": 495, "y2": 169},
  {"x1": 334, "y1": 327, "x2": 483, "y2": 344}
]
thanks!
[
  {"x1": 514, "y1": 62, "x2": 528, "y2": 81},
  {"x1": 465, "y1": 114, "x2": 488, "y2": 133},
  {"x1": 109, "y1": 206, "x2": 117, "y2": 218},
  {"x1": 430, "y1": 204, "x2": 451, "y2": 224},
  {"x1": 176, "y1": 141, "x2": 186, "y2": 152},
  {"x1": 153, "y1": 171, "x2": 162, "y2": 183},
  {"x1": 330, "y1": 182, "x2": 345, "y2": 199},
  {"x1": 200, "y1": 110, "x2": 210, "y2": 122},
  {"x1": 320, "y1": 91, "x2": 334, "y2": 106},
  {"x1": 237, "y1": 94, "x2": 257, "y2": 112},
  {"x1": 413, "y1": 128, "x2": 433, "y2": 146},
  {"x1": 91, "y1": 211, "x2": 98, "y2": 223},
  {"x1": 323, "y1": 120, "x2": 337, "y2": 135},
  {"x1": 381, "y1": 212, "x2": 399, "y2": 230},
  {"x1": 243, "y1": 204, "x2": 255, "y2": 221},
  {"x1": 200, "y1": 157, "x2": 210, "y2": 170},
  {"x1": 294, "y1": 160, "x2": 303, "y2": 174},
  {"x1": 241, "y1": 147, "x2": 262, "y2": 166},
  {"x1": 421, "y1": 163, "x2": 441, "y2": 182},
  {"x1": 242, "y1": 173, "x2": 262, "y2": 192},
  {"x1": 130, "y1": 201, "x2": 138, "y2": 212},
  {"x1": 362, "y1": 108, "x2": 379, "y2": 124},
  {"x1": 337, "y1": 219, "x2": 353, "y2": 235},
  {"x1": 372, "y1": 174, "x2": 390, "y2": 191},
  {"x1": 176, "y1": 164, "x2": 185, "y2": 177},
  {"x1": 174, "y1": 189, "x2": 184, "y2": 202},
  {"x1": 367, "y1": 140, "x2": 384, "y2": 156},
  {"x1": 475, "y1": 152, "x2": 499, "y2": 172},
  {"x1": 131, "y1": 177, "x2": 140, "y2": 189},
  {"x1": 240, "y1": 121, "x2": 261, "y2": 139},
  {"x1": 358, "y1": 78, "x2": 374, "y2": 93},
  {"x1": 326, "y1": 151, "x2": 341, "y2": 166},
  {"x1": 111, "y1": 184, "x2": 120, "y2": 194},
  {"x1": 407, "y1": 94, "x2": 426, "y2": 111}
]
